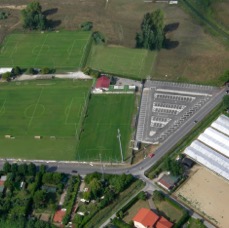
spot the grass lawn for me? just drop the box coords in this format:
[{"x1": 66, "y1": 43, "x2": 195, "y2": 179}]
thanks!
[
  {"x1": 0, "y1": 79, "x2": 92, "y2": 160},
  {"x1": 154, "y1": 200, "x2": 183, "y2": 223},
  {"x1": 77, "y1": 94, "x2": 135, "y2": 162},
  {"x1": 123, "y1": 199, "x2": 150, "y2": 223},
  {"x1": 0, "y1": 31, "x2": 91, "y2": 70},
  {"x1": 87, "y1": 45, "x2": 156, "y2": 80}
]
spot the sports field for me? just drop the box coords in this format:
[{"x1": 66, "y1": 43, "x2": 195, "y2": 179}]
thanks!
[
  {"x1": 87, "y1": 45, "x2": 156, "y2": 80},
  {"x1": 77, "y1": 94, "x2": 135, "y2": 162},
  {"x1": 0, "y1": 79, "x2": 92, "y2": 160},
  {"x1": 0, "y1": 31, "x2": 91, "y2": 70}
]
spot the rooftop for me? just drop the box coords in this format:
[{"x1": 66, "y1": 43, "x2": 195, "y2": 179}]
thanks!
[
  {"x1": 133, "y1": 208, "x2": 159, "y2": 227},
  {"x1": 95, "y1": 75, "x2": 110, "y2": 89},
  {"x1": 53, "y1": 209, "x2": 66, "y2": 223}
]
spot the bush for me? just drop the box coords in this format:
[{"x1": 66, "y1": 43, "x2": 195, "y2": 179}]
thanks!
[
  {"x1": 12, "y1": 66, "x2": 22, "y2": 76},
  {"x1": 41, "y1": 67, "x2": 55, "y2": 74},
  {"x1": 0, "y1": 11, "x2": 9, "y2": 20},
  {"x1": 1, "y1": 72, "x2": 11, "y2": 81},
  {"x1": 27, "y1": 67, "x2": 35, "y2": 75},
  {"x1": 92, "y1": 31, "x2": 105, "y2": 44},
  {"x1": 80, "y1": 21, "x2": 93, "y2": 31}
]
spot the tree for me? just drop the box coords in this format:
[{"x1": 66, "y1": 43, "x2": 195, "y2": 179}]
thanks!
[
  {"x1": 138, "y1": 191, "x2": 147, "y2": 201},
  {"x1": 92, "y1": 31, "x2": 105, "y2": 44},
  {"x1": 28, "y1": 163, "x2": 36, "y2": 176},
  {"x1": 136, "y1": 9, "x2": 165, "y2": 50},
  {"x1": 223, "y1": 95, "x2": 229, "y2": 109},
  {"x1": 11, "y1": 163, "x2": 18, "y2": 174},
  {"x1": 152, "y1": 190, "x2": 164, "y2": 202},
  {"x1": 80, "y1": 21, "x2": 93, "y2": 31},
  {"x1": 12, "y1": 66, "x2": 22, "y2": 76},
  {"x1": 27, "y1": 67, "x2": 35, "y2": 75},
  {"x1": 3, "y1": 162, "x2": 11, "y2": 173},
  {"x1": 33, "y1": 190, "x2": 47, "y2": 208},
  {"x1": 21, "y1": 1, "x2": 47, "y2": 30},
  {"x1": 89, "y1": 178, "x2": 102, "y2": 199},
  {"x1": 18, "y1": 164, "x2": 28, "y2": 176},
  {"x1": 1, "y1": 72, "x2": 11, "y2": 81}
]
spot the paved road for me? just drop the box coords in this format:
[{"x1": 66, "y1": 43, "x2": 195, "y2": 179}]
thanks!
[{"x1": 0, "y1": 86, "x2": 224, "y2": 228}]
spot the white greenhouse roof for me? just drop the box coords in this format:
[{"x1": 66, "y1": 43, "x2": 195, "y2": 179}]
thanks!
[
  {"x1": 211, "y1": 121, "x2": 229, "y2": 137},
  {"x1": 198, "y1": 127, "x2": 229, "y2": 157},
  {"x1": 184, "y1": 141, "x2": 229, "y2": 181},
  {"x1": 217, "y1": 115, "x2": 229, "y2": 128}
]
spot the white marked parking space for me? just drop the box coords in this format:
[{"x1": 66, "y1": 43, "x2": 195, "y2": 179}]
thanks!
[{"x1": 136, "y1": 80, "x2": 220, "y2": 144}]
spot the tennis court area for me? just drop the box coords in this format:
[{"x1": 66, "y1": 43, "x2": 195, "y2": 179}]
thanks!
[
  {"x1": 0, "y1": 79, "x2": 92, "y2": 160},
  {"x1": 87, "y1": 45, "x2": 156, "y2": 80},
  {"x1": 0, "y1": 31, "x2": 92, "y2": 70},
  {"x1": 77, "y1": 94, "x2": 136, "y2": 162}
]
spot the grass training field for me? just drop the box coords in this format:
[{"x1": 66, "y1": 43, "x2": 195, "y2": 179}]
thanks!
[
  {"x1": 0, "y1": 31, "x2": 91, "y2": 70},
  {"x1": 0, "y1": 79, "x2": 92, "y2": 160},
  {"x1": 87, "y1": 45, "x2": 156, "y2": 80},
  {"x1": 77, "y1": 94, "x2": 135, "y2": 162}
]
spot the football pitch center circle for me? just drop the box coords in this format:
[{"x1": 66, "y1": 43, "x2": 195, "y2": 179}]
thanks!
[{"x1": 24, "y1": 104, "x2": 45, "y2": 118}]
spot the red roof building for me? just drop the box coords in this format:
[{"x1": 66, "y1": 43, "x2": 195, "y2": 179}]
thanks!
[
  {"x1": 132, "y1": 208, "x2": 173, "y2": 228},
  {"x1": 53, "y1": 209, "x2": 66, "y2": 223},
  {"x1": 132, "y1": 208, "x2": 159, "y2": 228},
  {"x1": 95, "y1": 75, "x2": 110, "y2": 90},
  {"x1": 156, "y1": 217, "x2": 173, "y2": 228}
]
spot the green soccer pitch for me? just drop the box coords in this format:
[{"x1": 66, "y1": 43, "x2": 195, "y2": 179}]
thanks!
[
  {"x1": 77, "y1": 94, "x2": 136, "y2": 162},
  {"x1": 0, "y1": 79, "x2": 92, "y2": 160},
  {"x1": 0, "y1": 31, "x2": 92, "y2": 70},
  {"x1": 87, "y1": 45, "x2": 157, "y2": 80}
]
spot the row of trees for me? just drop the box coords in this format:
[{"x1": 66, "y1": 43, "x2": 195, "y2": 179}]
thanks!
[{"x1": 136, "y1": 9, "x2": 165, "y2": 51}]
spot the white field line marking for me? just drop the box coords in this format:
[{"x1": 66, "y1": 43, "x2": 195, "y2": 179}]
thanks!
[
  {"x1": 79, "y1": 36, "x2": 91, "y2": 67},
  {"x1": 65, "y1": 98, "x2": 74, "y2": 124},
  {"x1": 28, "y1": 87, "x2": 44, "y2": 128},
  {"x1": 0, "y1": 99, "x2": 7, "y2": 114},
  {"x1": 33, "y1": 34, "x2": 49, "y2": 66}
]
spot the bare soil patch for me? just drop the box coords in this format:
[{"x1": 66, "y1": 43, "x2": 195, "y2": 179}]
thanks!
[{"x1": 175, "y1": 165, "x2": 229, "y2": 227}]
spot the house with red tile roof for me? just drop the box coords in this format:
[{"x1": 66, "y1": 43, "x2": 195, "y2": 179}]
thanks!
[
  {"x1": 132, "y1": 208, "x2": 173, "y2": 228},
  {"x1": 53, "y1": 209, "x2": 66, "y2": 224},
  {"x1": 156, "y1": 216, "x2": 173, "y2": 228},
  {"x1": 132, "y1": 208, "x2": 159, "y2": 228}
]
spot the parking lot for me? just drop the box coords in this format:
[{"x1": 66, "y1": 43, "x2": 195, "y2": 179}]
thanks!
[{"x1": 136, "y1": 80, "x2": 220, "y2": 144}]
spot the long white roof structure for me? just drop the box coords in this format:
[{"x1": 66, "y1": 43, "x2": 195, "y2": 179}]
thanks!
[
  {"x1": 184, "y1": 141, "x2": 229, "y2": 181},
  {"x1": 198, "y1": 127, "x2": 229, "y2": 158},
  {"x1": 211, "y1": 115, "x2": 229, "y2": 137}
]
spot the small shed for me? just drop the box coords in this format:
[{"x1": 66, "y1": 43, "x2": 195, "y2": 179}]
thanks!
[
  {"x1": 53, "y1": 209, "x2": 66, "y2": 223},
  {"x1": 182, "y1": 157, "x2": 195, "y2": 168},
  {"x1": 42, "y1": 185, "x2": 57, "y2": 193},
  {"x1": 157, "y1": 174, "x2": 179, "y2": 191}
]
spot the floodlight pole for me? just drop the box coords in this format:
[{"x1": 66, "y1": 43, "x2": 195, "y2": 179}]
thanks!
[{"x1": 117, "y1": 129, "x2": 124, "y2": 163}]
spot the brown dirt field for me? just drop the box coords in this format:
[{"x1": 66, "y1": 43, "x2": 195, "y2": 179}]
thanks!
[
  {"x1": 123, "y1": 199, "x2": 150, "y2": 223},
  {"x1": 0, "y1": 0, "x2": 228, "y2": 83},
  {"x1": 175, "y1": 165, "x2": 229, "y2": 228}
]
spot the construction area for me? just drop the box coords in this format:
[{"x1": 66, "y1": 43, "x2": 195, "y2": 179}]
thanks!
[{"x1": 136, "y1": 80, "x2": 220, "y2": 144}]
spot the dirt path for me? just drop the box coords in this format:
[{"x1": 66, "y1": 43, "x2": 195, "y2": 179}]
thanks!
[{"x1": 0, "y1": 5, "x2": 26, "y2": 10}]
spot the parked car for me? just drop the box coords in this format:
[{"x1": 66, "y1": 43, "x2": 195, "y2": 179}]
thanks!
[{"x1": 148, "y1": 153, "x2": 155, "y2": 158}]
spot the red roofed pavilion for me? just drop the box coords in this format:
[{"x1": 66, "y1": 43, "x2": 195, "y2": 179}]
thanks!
[
  {"x1": 95, "y1": 75, "x2": 110, "y2": 90},
  {"x1": 132, "y1": 208, "x2": 159, "y2": 228}
]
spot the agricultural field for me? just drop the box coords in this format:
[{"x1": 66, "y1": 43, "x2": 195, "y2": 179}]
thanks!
[
  {"x1": 87, "y1": 45, "x2": 156, "y2": 79},
  {"x1": 0, "y1": 31, "x2": 91, "y2": 70},
  {"x1": 0, "y1": 79, "x2": 92, "y2": 160},
  {"x1": 77, "y1": 94, "x2": 136, "y2": 162}
]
